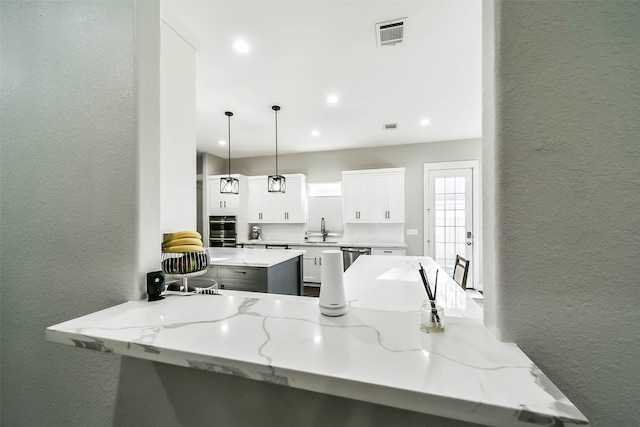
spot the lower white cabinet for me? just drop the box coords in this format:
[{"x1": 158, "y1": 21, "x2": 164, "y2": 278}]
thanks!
[
  {"x1": 303, "y1": 254, "x2": 321, "y2": 283},
  {"x1": 371, "y1": 248, "x2": 406, "y2": 256},
  {"x1": 291, "y1": 245, "x2": 335, "y2": 283}
]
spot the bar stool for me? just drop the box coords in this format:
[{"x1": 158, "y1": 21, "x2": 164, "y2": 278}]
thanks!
[{"x1": 453, "y1": 255, "x2": 470, "y2": 289}]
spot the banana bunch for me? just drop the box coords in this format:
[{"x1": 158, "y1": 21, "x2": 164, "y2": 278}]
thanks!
[
  {"x1": 162, "y1": 231, "x2": 209, "y2": 275},
  {"x1": 162, "y1": 231, "x2": 204, "y2": 253}
]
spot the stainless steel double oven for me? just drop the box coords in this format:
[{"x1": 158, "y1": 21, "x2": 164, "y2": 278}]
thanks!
[{"x1": 209, "y1": 216, "x2": 237, "y2": 247}]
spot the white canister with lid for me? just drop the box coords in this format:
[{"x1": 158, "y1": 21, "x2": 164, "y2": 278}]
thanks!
[{"x1": 319, "y1": 250, "x2": 347, "y2": 316}]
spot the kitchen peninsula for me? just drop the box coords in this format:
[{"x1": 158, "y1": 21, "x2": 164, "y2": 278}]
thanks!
[
  {"x1": 46, "y1": 256, "x2": 587, "y2": 427},
  {"x1": 204, "y1": 247, "x2": 304, "y2": 296}
]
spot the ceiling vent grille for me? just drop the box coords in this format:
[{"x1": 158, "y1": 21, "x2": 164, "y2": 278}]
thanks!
[
  {"x1": 384, "y1": 123, "x2": 398, "y2": 130},
  {"x1": 376, "y1": 18, "x2": 406, "y2": 47}
]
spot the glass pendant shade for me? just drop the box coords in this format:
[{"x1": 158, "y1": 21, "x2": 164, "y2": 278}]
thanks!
[
  {"x1": 220, "y1": 111, "x2": 239, "y2": 194},
  {"x1": 268, "y1": 175, "x2": 286, "y2": 193},
  {"x1": 220, "y1": 176, "x2": 239, "y2": 194},
  {"x1": 269, "y1": 105, "x2": 286, "y2": 193}
]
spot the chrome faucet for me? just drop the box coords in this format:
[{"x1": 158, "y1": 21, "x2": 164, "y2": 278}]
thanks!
[{"x1": 321, "y1": 217, "x2": 328, "y2": 242}]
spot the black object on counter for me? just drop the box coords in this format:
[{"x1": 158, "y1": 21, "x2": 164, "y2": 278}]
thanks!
[{"x1": 147, "y1": 271, "x2": 166, "y2": 301}]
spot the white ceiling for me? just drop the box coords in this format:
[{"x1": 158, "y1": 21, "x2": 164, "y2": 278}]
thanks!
[{"x1": 161, "y1": 1, "x2": 482, "y2": 159}]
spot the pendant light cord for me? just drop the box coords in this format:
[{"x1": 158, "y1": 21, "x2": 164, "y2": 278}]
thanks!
[
  {"x1": 227, "y1": 113, "x2": 231, "y2": 177},
  {"x1": 274, "y1": 107, "x2": 279, "y2": 175}
]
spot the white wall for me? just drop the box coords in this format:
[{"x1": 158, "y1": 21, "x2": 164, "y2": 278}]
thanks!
[
  {"x1": 210, "y1": 138, "x2": 482, "y2": 256},
  {"x1": 160, "y1": 18, "x2": 196, "y2": 232},
  {"x1": 485, "y1": 1, "x2": 640, "y2": 426}
]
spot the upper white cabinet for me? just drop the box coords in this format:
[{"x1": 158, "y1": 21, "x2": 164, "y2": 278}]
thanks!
[
  {"x1": 342, "y1": 168, "x2": 405, "y2": 223},
  {"x1": 343, "y1": 173, "x2": 373, "y2": 222},
  {"x1": 248, "y1": 174, "x2": 307, "y2": 223},
  {"x1": 208, "y1": 174, "x2": 246, "y2": 216}
]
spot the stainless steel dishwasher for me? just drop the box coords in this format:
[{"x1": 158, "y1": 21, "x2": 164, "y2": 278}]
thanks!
[{"x1": 340, "y1": 247, "x2": 371, "y2": 271}]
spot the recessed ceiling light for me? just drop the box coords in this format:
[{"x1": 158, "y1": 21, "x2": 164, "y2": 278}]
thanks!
[
  {"x1": 311, "y1": 129, "x2": 320, "y2": 137},
  {"x1": 231, "y1": 40, "x2": 249, "y2": 53},
  {"x1": 420, "y1": 118, "x2": 431, "y2": 127},
  {"x1": 326, "y1": 94, "x2": 339, "y2": 104},
  {"x1": 218, "y1": 140, "x2": 226, "y2": 145}
]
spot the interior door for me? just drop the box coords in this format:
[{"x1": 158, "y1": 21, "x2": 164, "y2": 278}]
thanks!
[{"x1": 426, "y1": 168, "x2": 474, "y2": 287}]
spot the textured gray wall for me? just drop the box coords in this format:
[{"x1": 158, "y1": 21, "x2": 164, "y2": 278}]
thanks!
[
  {"x1": 486, "y1": 1, "x2": 640, "y2": 426},
  {"x1": 1, "y1": 1, "x2": 141, "y2": 425}
]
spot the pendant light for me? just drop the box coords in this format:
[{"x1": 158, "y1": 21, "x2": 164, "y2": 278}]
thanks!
[
  {"x1": 220, "y1": 111, "x2": 239, "y2": 194},
  {"x1": 268, "y1": 105, "x2": 286, "y2": 193}
]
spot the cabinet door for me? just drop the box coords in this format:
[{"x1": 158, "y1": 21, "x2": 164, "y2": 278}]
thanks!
[
  {"x1": 281, "y1": 176, "x2": 305, "y2": 222},
  {"x1": 248, "y1": 177, "x2": 267, "y2": 221},
  {"x1": 372, "y1": 173, "x2": 404, "y2": 222},
  {"x1": 356, "y1": 174, "x2": 373, "y2": 221},
  {"x1": 372, "y1": 175, "x2": 388, "y2": 221},
  {"x1": 343, "y1": 174, "x2": 373, "y2": 222},
  {"x1": 209, "y1": 177, "x2": 240, "y2": 215},
  {"x1": 209, "y1": 178, "x2": 225, "y2": 215},
  {"x1": 385, "y1": 172, "x2": 404, "y2": 222},
  {"x1": 302, "y1": 254, "x2": 320, "y2": 283},
  {"x1": 343, "y1": 175, "x2": 360, "y2": 222}
]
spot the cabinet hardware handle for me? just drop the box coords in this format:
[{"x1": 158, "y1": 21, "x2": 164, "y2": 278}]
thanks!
[
  {"x1": 384, "y1": 250, "x2": 392, "y2": 253},
  {"x1": 314, "y1": 259, "x2": 317, "y2": 265},
  {"x1": 224, "y1": 201, "x2": 226, "y2": 208},
  {"x1": 233, "y1": 271, "x2": 247, "y2": 274},
  {"x1": 220, "y1": 201, "x2": 222, "y2": 208}
]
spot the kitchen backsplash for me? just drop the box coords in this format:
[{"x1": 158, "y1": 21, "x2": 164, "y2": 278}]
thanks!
[
  {"x1": 249, "y1": 224, "x2": 306, "y2": 242},
  {"x1": 342, "y1": 223, "x2": 404, "y2": 244},
  {"x1": 245, "y1": 222, "x2": 404, "y2": 244}
]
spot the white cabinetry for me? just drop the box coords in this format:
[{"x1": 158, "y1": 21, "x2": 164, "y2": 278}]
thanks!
[
  {"x1": 372, "y1": 172, "x2": 404, "y2": 222},
  {"x1": 343, "y1": 173, "x2": 373, "y2": 221},
  {"x1": 371, "y1": 248, "x2": 406, "y2": 256},
  {"x1": 208, "y1": 175, "x2": 243, "y2": 215},
  {"x1": 303, "y1": 253, "x2": 321, "y2": 283},
  {"x1": 342, "y1": 168, "x2": 405, "y2": 223},
  {"x1": 205, "y1": 174, "x2": 248, "y2": 244},
  {"x1": 291, "y1": 245, "x2": 334, "y2": 283},
  {"x1": 248, "y1": 174, "x2": 306, "y2": 223}
]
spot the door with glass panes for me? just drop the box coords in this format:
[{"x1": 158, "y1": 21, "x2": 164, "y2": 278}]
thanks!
[{"x1": 425, "y1": 168, "x2": 474, "y2": 287}]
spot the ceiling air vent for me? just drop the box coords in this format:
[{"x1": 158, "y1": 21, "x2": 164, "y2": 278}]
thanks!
[
  {"x1": 376, "y1": 18, "x2": 406, "y2": 47},
  {"x1": 383, "y1": 123, "x2": 398, "y2": 130}
]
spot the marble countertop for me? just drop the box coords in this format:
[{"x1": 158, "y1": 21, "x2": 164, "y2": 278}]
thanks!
[
  {"x1": 238, "y1": 239, "x2": 408, "y2": 249},
  {"x1": 46, "y1": 256, "x2": 587, "y2": 427},
  {"x1": 207, "y1": 247, "x2": 304, "y2": 268}
]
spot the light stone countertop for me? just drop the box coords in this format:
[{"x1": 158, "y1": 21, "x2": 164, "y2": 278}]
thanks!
[
  {"x1": 46, "y1": 255, "x2": 588, "y2": 427},
  {"x1": 207, "y1": 247, "x2": 304, "y2": 268},
  {"x1": 238, "y1": 239, "x2": 408, "y2": 248}
]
